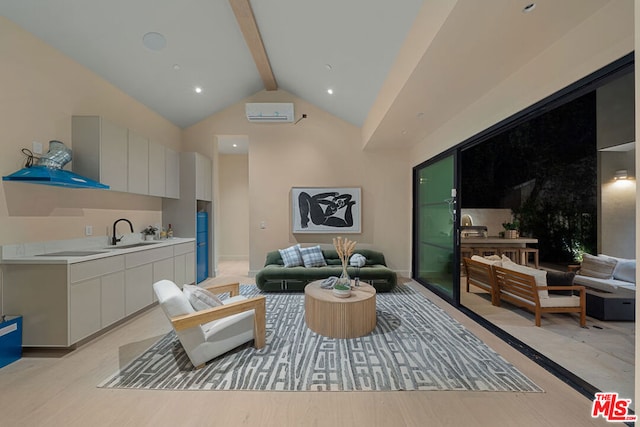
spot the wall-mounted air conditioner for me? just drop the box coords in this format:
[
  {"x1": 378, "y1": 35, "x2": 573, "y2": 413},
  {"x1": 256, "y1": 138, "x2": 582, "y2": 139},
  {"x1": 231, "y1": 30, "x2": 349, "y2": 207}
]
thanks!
[{"x1": 245, "y1": 103, "x2": 294, "y2": 123}]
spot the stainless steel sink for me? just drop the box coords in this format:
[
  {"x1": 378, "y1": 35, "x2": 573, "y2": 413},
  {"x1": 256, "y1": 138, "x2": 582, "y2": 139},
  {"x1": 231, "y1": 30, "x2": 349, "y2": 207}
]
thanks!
[{"x1": 37, "y1": 250, "x2": 109, "y2": 257}]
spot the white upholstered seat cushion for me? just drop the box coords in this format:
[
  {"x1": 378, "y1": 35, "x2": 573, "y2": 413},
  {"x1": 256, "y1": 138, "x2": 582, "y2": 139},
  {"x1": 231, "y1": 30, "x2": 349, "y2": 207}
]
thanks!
[{"x1": 539, "y1": 295, "x2": 581, "y2": 308}]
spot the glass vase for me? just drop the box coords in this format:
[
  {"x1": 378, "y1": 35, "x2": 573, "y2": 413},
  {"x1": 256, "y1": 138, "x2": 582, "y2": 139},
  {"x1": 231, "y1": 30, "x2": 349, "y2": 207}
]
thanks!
[{"x1": 336, "y1": 263, "x2": 351, "y2": 288}]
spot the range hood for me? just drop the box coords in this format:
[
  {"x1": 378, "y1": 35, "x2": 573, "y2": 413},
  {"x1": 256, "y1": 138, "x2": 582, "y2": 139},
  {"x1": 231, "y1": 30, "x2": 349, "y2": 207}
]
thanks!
[{"x1": 2, "y1": 141, "x2": 109, "y2": 189}]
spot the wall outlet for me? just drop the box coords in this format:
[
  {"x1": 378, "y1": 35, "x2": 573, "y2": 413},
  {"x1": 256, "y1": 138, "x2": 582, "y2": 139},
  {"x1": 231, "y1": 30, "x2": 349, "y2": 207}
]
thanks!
[{"x1": 85, "y1": 225, "x2": 93, "y2": 236}]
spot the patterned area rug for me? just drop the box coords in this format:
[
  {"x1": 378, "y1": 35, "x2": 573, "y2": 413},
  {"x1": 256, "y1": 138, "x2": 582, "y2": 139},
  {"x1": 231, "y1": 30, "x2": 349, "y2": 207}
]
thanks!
[{"x1": 99, "y1": 285, "x2": 542, "y2": 392}]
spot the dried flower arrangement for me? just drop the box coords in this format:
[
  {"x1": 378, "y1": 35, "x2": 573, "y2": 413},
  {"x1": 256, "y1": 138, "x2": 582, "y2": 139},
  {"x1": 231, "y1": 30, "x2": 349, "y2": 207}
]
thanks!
[
  {"x1": 333, "y1": 236, "x2": 357, "y2": 269},
  {"x1": 333, "y1": 236, "x2": 357, "y2": 290}
]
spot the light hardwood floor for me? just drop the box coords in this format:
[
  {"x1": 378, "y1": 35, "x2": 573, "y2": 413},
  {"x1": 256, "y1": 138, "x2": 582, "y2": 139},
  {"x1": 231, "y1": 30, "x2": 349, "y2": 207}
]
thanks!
[{"x1": 0, "y1": 261, "x2": 613, "y2": 426}]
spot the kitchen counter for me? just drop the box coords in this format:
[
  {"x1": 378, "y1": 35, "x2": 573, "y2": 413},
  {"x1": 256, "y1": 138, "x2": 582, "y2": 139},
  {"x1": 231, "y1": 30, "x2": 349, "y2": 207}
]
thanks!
[
  {"x1": 1, "y1": 237, "x2": 195, "y2": 264},
  {"x1": 2, "y1": 236, "x2": 197, "y2": 347}
]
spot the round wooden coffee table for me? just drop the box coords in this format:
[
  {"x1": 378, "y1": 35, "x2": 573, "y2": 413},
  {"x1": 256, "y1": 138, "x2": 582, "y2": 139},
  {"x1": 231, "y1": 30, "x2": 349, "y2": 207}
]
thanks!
[{"x1": 304, "y1": 281, "x2": 376, "y2": 338}]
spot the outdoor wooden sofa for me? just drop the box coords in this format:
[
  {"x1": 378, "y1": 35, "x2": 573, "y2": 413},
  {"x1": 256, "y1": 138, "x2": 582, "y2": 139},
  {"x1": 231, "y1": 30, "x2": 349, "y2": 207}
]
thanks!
[
  {"x1": 492, "y1": 265, "x2": 586, "y2": 327},
  {"x1": 463, "y1": 257, "x2": 586, "y2": 327}
]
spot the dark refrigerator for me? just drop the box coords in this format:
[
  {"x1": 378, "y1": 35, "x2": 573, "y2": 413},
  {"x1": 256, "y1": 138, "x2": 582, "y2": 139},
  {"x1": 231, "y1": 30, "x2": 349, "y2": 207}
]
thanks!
[{"x1": 196, "y1": 212, "x2": 208, "y2": 283}]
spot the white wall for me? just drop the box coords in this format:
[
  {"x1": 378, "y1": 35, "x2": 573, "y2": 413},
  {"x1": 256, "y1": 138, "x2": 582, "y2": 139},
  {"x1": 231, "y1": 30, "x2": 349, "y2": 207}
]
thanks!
[{"x1": 218, "y1": 154, "x2": 249, "y2": 260}]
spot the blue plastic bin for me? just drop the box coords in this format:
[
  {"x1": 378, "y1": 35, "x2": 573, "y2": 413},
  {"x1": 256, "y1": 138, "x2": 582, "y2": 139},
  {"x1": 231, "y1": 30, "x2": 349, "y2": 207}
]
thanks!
[{"x1": 0, "y1": 316, "x2": 22, "y2": 369}]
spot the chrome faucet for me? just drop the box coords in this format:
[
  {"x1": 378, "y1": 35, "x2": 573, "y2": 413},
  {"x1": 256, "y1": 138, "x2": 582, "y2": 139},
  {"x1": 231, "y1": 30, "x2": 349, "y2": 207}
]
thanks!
[{"x1": 112, "y1": 218, "x2": 134, "y2": 246}]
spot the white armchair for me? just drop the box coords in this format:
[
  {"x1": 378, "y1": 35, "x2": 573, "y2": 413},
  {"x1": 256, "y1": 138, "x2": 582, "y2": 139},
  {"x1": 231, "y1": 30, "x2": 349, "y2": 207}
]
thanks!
[{"x1": 153, "y1": 280, "x2": 266, "y2": 369}]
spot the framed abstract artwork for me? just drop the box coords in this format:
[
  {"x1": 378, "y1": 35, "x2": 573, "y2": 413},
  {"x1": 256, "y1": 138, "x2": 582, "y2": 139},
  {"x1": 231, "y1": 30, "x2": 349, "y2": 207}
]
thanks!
[{"x1": 291, "y1": 187, "x2": 361, "y2": 233}]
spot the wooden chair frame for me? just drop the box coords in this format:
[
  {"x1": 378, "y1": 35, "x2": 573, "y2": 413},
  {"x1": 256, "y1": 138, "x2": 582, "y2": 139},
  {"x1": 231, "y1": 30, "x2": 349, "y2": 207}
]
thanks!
[{"x1": 463, "y1": 257, "x2": 499, "y2": 305}]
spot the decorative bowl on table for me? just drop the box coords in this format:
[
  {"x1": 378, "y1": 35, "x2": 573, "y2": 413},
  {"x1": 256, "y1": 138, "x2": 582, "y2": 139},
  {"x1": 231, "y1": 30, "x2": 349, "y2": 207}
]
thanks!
[{"x1": 332, "y1": 284, "x2": 351, "y2": 298}]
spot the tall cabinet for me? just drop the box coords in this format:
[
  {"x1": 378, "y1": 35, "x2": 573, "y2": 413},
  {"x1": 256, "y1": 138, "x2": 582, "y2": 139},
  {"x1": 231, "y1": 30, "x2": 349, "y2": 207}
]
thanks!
[{"x1": 163, "y1": 152, "x2": 213, "y2": 282}]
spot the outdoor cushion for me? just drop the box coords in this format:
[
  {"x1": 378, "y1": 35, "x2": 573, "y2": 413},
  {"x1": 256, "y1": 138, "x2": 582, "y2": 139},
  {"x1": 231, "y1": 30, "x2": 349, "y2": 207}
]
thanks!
[
  {"x1": 501, "y1": 257, "x2": 549, "y2": 299},
  {"x1": 539, "y1": 295, "x2": 581, "y2": 308},
  {"x1": 547, "y1": 271, "x2": 576, "y2": 295},
  {"x1": 578, "y1": 254, "x2": 617, "y2": 279}
]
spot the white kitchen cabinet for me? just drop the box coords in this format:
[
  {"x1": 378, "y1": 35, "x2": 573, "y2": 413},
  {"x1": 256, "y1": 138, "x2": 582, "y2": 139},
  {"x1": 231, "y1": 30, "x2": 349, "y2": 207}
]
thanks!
[
  {"x1": 173, "y1": 242, "x2": 196, "y2": 286},
  {"x1": 195, "y1": 152, "x2": 213, "y2": 201},
  {"x1": 152, "y1": 258, "x2": 174, "y2": 301},
  {"x1": 69, "y1": 277, "x2": 101, "y2": 344},
  {"x1": 69, "y1": 271, "x2": 125, "y2": 343},
  {"x1": 148, "y1": 141, "x2": 166, "y2": 197},
  {"x1": 125, "y1": 264, "x2": 153, "y2": 316},
  {"x1": 165, "y1": 147, "x2": 180, "y2": 199},
  {"x1": 72, "y1": 116, "x2": 128, "y2": 192},
  {"x1": 127, "y1": 130, "x2": 149, "y2": 195},
  {"x1": 101, "y1": 271, "x2": 125, "y2": 328},
  {"x1": 69, "y1": 255, "x2": 126, "y2": 343},
  {"x1": 185, "y1": 251, "x2": 196, "y2": 284}
]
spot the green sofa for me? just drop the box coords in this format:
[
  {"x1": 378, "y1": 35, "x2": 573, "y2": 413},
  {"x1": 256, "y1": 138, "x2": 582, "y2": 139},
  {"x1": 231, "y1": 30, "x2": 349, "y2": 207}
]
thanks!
[{"x1": 255, "y1": 248, "x2": 397, "y2": 292}]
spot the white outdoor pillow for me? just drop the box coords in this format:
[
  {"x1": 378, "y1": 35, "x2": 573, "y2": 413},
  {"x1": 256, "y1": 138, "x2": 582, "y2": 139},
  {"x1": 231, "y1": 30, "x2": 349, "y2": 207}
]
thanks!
[
  {"x1": 471, "y1": 255, "x2": 501, "y2": 266},
  {"x1": 300, "y1": 245, "x2": 327, "y2": 268},
  {"x1": 600, "y1": 254, "x2": 636, "y2": 283},
  {"x1": 613, "y1": 260, "x2": 636, "y2": 283},
  {"x1": 578, "y1": 253, "x2": 617, "y2": 279},
  {"x1": 501, "y1": 257, "x2": 549, "y2": 299},
  {"x1": 279, "y1": 244, "x2": 303, "y2": 267},
  {"x1": 183, "y1": 284, "x2": 222, "y2": 311}
]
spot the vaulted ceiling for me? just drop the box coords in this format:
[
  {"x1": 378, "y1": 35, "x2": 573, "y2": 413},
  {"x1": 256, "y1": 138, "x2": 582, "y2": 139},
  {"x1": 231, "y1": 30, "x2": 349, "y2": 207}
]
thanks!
[{"x1": 0, "y1": 0, "x2": 614, "y2": 150}]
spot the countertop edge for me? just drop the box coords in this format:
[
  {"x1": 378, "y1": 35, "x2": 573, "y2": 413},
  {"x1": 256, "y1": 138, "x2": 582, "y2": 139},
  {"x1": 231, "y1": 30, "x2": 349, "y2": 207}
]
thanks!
[{"x1": 1, "y1": 238, "x2": 196, "y2": 265}]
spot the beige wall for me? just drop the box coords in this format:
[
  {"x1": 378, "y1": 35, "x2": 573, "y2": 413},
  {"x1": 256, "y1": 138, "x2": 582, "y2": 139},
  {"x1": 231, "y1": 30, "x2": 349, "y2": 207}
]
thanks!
[
  {"x1": 218, "y1": 154, "x2": 249, "y2": 260},
  {"x1": 0, "y1": 17, "x2": 181, "y2": 246},
  {"x1": 183, "y1": 91, "x2": 411, "y2": 276}
]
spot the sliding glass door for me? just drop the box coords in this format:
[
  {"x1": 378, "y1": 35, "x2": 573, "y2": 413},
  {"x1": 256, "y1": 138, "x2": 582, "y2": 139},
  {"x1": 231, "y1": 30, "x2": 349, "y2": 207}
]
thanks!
[{"x1": 413, "y1": 153, "x2": 458, "y2": 302}]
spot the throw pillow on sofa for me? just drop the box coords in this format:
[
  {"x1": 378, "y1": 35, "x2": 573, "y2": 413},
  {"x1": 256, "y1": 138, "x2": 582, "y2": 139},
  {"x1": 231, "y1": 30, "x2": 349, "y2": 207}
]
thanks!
[
  {"x1": 350, "y1": 253, "x2": 366, "y2": 267},
  {"x1": 613, "y1": 260, "x2": 636, "y2": 283},
  {"x1": 183, "y1": 284, "x2": 222, "y2": 311},
  {"x1": 578, "y1": 253, "x2": 617, "y2": 279},
  {"x1": 300, "y1": 245, "x2": 327, "y2": 267},
  {"x1": 547, "y1": 271, "x2": 576, "y2": 295},
  {"x1": 279, "y1": 244, "x2": 303, "y2": 267},
  {"x1": 599, "y1": 254, "x2": 636, "y2": 283}
]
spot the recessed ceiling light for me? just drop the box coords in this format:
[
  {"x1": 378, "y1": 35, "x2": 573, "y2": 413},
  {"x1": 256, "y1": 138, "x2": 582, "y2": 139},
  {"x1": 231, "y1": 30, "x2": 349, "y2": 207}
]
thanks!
[
  {"x1": 522, "y1": 3, "x2": 536, "y2": 13},
  {"x1": 232, "y1": 144, "x2": 238, "y2": 148},
  {"x1": 327, "y1": 89, "x2": 334, "y2": 95},
  {"x1": 172, "y1": 64, "x2": 181, "y2": 71},
  {"x1": 142, "y1": 32, "x2": 166, "y2": 51},
  {"x1": 194, "y1": 86, "x2": 203, "y2": 94}
]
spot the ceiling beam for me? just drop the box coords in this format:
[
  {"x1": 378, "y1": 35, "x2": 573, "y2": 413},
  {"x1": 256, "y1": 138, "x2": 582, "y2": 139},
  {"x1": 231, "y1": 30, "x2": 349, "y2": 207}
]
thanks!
[{"x1": 229, "y1": 0, "x2": 277, "y2": 91}]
